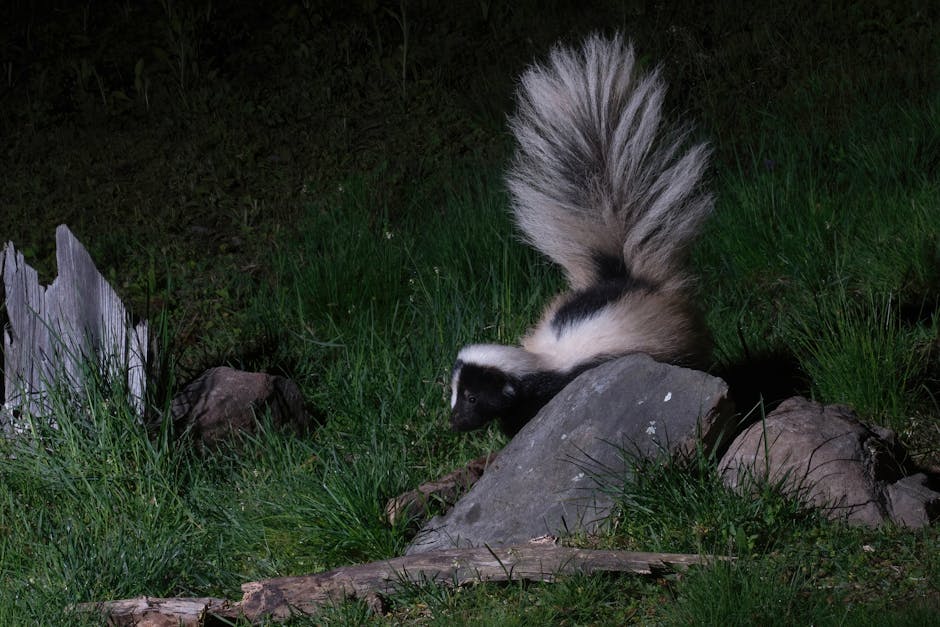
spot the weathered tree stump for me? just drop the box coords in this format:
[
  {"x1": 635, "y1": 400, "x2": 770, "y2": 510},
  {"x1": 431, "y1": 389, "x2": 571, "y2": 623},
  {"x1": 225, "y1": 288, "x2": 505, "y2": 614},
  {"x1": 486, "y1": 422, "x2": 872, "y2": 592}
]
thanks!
[{"x1": 1, "y1": 225, "x2": 148, "y2": 432}]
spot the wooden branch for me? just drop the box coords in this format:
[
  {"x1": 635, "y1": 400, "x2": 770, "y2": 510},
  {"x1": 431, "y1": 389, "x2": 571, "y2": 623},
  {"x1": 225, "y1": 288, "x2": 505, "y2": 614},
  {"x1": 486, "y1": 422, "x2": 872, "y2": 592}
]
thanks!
[
  {"x1": 385, "y1": 453, "x2": 498, "y2": 525},
  {"x1": 75, "y1": 596, "x2": 232, "y2": 626},
  {"x1": 77, "y1": 546, "x2": 724, "y2": 624}
]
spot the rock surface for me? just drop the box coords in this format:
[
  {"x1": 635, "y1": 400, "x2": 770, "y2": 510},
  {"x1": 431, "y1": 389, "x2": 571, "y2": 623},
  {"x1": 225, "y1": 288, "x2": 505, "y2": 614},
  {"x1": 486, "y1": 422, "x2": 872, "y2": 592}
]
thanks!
[
  {"x1": 407, "y1": 354, "x2": 734, "y2": 554},
  {"x1": 718, "y1": 397, "x2": 939, "y2": 527},
  {"x1": 885, "y1": 473, "x2": 940, "y2": 528},
  {"x1": 170, "y1": 367, "x2": 310, "y2": 449}
]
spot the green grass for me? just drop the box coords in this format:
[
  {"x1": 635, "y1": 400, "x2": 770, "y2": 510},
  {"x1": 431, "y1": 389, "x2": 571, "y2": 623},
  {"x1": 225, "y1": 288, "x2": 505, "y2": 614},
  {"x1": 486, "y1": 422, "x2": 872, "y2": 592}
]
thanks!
[
  {"x1": 2, "y1": 1, "x2": 940, "y2": 624},
  {"x1": 699, "y1": 94, "x2": 940, "y2": 442}
]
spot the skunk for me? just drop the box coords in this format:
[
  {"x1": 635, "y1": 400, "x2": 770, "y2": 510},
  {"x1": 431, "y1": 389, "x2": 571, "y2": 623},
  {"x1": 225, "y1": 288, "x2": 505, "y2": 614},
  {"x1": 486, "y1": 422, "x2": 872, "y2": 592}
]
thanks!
[{"x1": 450, "y1": 34, "x2": 714, "y2": 437}]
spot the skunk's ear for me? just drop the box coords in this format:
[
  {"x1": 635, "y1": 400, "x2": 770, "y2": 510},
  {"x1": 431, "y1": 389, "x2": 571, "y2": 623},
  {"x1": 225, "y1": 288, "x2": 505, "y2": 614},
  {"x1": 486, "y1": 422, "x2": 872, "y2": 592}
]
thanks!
[{"x1": 502, "y1": 382, "x2": 516, "y2": 399}]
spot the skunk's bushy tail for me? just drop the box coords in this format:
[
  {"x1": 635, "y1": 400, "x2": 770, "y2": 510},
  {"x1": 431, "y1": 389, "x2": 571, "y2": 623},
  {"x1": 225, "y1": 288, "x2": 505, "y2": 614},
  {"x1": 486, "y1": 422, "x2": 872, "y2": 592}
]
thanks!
[{"x1": 507, "y1": 34, "x2": 712, "y2": 290}]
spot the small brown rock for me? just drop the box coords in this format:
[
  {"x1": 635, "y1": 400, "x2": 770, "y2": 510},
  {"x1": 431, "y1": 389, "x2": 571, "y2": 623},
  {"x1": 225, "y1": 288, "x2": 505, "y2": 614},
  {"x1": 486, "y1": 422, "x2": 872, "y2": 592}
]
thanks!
[
  {"x1": 885, "y1": 473, "x2": 940, "y2": 528},
  {"x1": 170, "y1": 367, "x2": 311, "y2": 449}
]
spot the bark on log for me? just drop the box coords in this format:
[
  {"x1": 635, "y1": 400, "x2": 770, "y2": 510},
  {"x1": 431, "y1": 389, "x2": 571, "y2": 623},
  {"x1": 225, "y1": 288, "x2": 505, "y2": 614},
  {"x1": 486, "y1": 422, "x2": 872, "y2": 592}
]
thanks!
[
  {"x1": 76, "y1": 596, "x2": 232, "y2": 626},
  {"x1": 77, "y1": 546, "x2": 722, "y2": 624}
]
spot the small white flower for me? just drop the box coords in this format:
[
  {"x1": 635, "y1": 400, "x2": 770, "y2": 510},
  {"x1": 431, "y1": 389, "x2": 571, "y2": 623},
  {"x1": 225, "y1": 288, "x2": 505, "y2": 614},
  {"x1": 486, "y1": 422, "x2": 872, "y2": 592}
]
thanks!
[{"x1": 645, "y1": 420, "x2": 657, "y2": 436}]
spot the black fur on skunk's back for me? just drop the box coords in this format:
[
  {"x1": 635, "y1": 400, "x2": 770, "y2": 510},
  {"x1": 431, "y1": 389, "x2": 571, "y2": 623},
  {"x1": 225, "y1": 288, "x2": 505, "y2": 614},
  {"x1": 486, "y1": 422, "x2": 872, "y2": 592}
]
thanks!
[{"x1": 451, "y1": 34, "x2": 714, "y2": 437}]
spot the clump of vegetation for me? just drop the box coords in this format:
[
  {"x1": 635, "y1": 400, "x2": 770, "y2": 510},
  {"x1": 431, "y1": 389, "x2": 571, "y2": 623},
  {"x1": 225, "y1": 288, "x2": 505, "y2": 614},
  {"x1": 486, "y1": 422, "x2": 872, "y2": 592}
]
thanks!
[{"x1": 1, "y1": 0, "x2": 938, "y2": 623}]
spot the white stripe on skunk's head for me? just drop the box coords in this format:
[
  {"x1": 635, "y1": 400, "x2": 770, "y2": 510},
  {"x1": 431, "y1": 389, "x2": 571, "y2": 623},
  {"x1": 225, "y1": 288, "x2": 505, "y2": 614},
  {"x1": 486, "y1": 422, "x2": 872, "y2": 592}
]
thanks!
[
  {"x1": 449, "y1": 344, "x2": 542, "y2": 412},
  {"x1": 450, "y1": 343, "x2": 540, "y2": 433},
  {"x1": 450, "y1": 344, "x2": 540, "y2": 422},
  {"x1": 450, "y1": 361, "x2": 462, "y2": 409}
]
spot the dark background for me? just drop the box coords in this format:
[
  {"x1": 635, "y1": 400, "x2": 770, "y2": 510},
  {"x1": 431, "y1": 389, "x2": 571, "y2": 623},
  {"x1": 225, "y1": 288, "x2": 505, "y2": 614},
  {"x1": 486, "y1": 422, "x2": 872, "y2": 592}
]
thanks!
[{"x1": 2, "y1": 0, "x2": 937, "y2": 367}]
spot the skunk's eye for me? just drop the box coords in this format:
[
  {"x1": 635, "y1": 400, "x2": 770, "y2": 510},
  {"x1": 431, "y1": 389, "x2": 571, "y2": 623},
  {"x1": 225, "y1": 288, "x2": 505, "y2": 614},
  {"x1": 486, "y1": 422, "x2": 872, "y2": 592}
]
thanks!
[{"x1": 467, "y1": 394, "x2": 477, "y2": 404}]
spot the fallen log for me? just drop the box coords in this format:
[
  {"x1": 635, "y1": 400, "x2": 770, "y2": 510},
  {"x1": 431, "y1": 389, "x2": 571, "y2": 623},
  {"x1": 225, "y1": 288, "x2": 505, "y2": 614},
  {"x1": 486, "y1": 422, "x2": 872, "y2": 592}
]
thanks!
[{"x1": 77, "y1": 546, "x2": 723, "y2": 624}]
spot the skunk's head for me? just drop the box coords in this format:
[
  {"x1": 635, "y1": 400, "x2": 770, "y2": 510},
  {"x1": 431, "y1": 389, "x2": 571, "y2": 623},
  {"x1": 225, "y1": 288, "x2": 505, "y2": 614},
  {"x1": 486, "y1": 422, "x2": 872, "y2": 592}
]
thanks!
[
  {"x1": 450, "y1": 361, "x2": 517, "y2": 431},
  {"x1": 449, "y1": 345, "x2": 540, "y2": 432}
]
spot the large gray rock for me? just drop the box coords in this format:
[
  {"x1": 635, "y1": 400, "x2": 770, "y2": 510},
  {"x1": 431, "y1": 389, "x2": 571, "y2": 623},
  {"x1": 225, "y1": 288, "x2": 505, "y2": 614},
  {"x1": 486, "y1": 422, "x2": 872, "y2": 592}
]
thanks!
[
  {"x1": 407, "y1": 354, "x2": 734, "y2": 554},
  {"x1": 719, "y1": 397, "x2": 939, "y2": 527}
]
